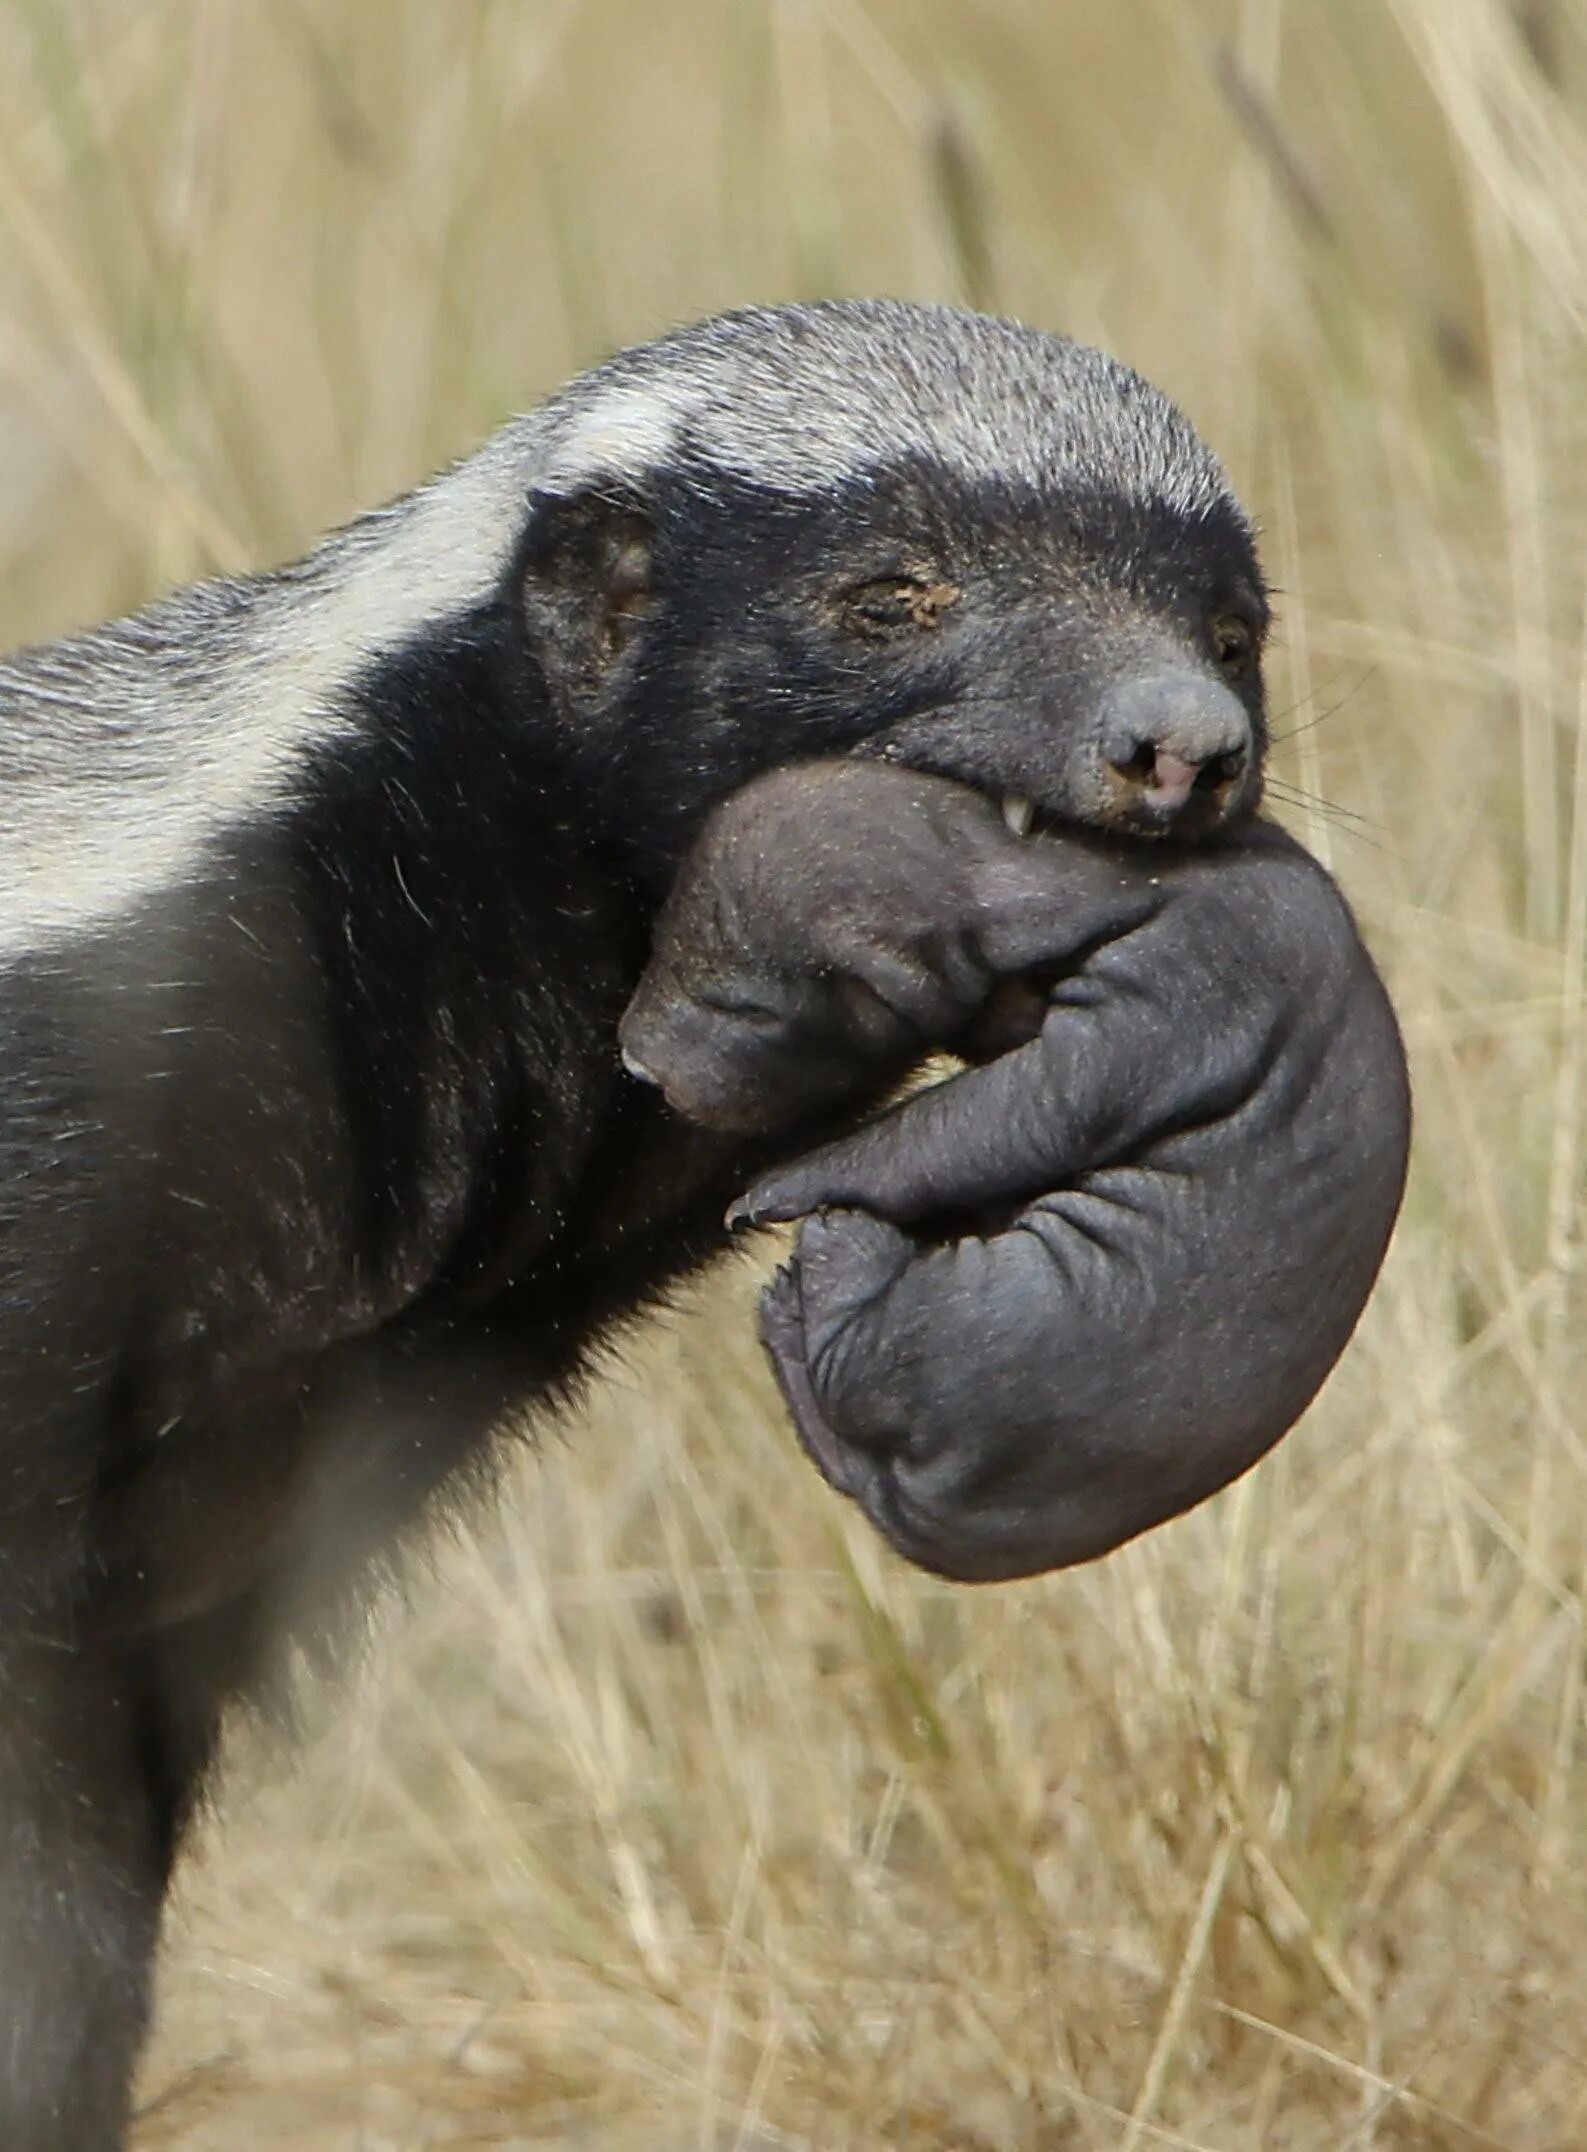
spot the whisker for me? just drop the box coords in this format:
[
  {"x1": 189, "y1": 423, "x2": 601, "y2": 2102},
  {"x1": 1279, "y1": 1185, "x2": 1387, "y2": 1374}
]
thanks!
[
  {"x1": 1262, "y1": 779, "x2": 1394, "y2": 855},
  {"x1": 1263, "y1": 777, "x2": 1384, "y2": 830},
  {"x1": 1268, "y1": 667, "x2": 1378, "y2": 745}
]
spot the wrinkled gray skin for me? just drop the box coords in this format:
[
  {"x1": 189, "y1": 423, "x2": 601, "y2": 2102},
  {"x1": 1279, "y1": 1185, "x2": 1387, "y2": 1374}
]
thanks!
[{"x1": 621, "y1": 760, "x2": 1412, "y2": 1583}]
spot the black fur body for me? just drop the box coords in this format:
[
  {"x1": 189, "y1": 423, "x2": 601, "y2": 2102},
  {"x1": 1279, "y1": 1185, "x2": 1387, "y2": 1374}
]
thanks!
[{"x1": 0, "y1": 299, "x2": 1276, "y2": 2146}]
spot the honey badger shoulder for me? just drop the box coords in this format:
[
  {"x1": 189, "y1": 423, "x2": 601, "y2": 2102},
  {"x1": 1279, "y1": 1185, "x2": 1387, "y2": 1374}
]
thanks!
[{"x1": 0, "y1": 299, "x2": 1269, "y2": 2150}]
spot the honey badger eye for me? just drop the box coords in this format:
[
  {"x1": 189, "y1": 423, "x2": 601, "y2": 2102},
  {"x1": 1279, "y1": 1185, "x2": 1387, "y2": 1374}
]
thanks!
[
  {"x1": 839, "y1": 575, "x2": 958, "y2": 637},
  {"x1": 1211, "y1": 614, "x2": 1257, "y2": 674}
]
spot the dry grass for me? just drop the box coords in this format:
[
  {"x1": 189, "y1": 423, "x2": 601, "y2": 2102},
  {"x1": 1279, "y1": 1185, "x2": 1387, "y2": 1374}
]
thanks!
[{"x1": 1, "y1": 0, "x2": 1584, "y2": 2143}]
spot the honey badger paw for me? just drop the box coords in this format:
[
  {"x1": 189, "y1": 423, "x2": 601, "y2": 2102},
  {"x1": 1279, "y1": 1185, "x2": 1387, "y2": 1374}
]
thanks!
[
  {"x1": 756, "y1": 1198, "x2": 1280, "y2": 1588},
  {"x1": 757, "y1": 1209, "x2": 915, "y2": 1501},
  {"x1": 757, "y1": 1207, "x2": 1143, "y2": 1584}
]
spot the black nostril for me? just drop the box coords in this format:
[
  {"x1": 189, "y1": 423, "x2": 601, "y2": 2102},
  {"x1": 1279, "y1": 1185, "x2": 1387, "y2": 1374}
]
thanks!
[
  {"x1": 1108, "y1": 741, "x2": 1248, "y2": 790},
  {"x1": 1112, "y1": 738, "x2": 1160, "y2": 780},
  {"x1": 1196, "y1": 746, "x2": 1248, "y2": 791}
]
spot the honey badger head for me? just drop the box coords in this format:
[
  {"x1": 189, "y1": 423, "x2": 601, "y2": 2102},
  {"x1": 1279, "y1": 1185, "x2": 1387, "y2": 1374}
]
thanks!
[{"x1": 516, "y1": 298, "x2": 1269, "y2": 885}]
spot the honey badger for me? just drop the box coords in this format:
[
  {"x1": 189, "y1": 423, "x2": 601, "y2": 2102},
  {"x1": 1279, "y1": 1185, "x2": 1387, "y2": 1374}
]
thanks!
[
  {"x1": 623, "y1": 760, "x2": 1410, "y2": 1584},
  {"x1": 0, "y1": 299, "x2": 1270, "y2": 2147}
]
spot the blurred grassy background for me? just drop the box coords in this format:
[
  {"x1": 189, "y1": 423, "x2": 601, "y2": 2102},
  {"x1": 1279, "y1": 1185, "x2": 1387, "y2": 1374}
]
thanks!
[{"x1": 1, "y1": 0, "x2": 1584, "y2": 2144}]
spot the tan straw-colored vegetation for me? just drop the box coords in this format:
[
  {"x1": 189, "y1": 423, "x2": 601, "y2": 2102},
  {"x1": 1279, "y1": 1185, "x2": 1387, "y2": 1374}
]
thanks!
[{"x1": 2, "y1": 0, "x2": 1585, "y2": 2143}]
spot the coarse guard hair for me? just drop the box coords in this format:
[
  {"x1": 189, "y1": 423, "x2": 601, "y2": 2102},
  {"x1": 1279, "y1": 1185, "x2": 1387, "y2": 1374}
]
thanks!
[{"x1": 0, "y1": 301, "x2": 1238, "y2": 957}]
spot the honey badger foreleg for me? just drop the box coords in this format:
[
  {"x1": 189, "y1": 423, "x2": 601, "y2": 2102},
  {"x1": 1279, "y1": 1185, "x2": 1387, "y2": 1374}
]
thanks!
[{"x1": 0, "y1": 1629, "x2": 219, "y2": 2152}]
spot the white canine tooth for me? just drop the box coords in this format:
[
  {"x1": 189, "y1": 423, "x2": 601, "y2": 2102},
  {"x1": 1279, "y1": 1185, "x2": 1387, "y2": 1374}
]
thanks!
[{"x1": 1002, "y1": 793, "x2": 1035, "y2": 837}]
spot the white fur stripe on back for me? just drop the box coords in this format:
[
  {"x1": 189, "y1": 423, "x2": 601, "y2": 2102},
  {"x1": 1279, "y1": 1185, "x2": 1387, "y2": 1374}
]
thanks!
[{"x1": 0, "y1": 300, "x2": 1238, "y2": 957}]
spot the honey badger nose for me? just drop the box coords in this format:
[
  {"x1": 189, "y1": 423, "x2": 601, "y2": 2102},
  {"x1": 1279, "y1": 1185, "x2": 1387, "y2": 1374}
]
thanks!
[{"x1": 1100, "y1": 672, "x2": 1252, "y2": 815}]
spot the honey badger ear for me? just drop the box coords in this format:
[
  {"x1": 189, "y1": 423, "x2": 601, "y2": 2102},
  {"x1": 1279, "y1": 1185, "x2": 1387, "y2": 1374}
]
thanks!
[{"x1": 519, "y1": 485, "x2": 654, "y2": 705}]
